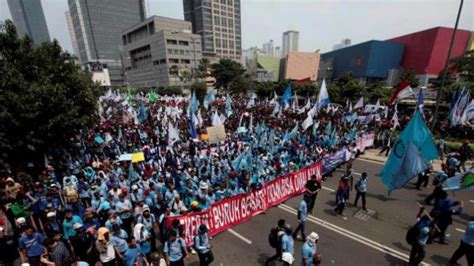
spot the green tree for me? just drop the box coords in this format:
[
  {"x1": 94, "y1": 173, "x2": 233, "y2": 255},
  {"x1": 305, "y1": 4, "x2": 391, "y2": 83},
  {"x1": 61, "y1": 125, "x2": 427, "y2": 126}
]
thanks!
[
  {"x1": 229, "y1": 74, "x2": 255, "y2": 95},
  {"x1": 0, "y1": 20, "x2": 101, "y2": 168},
  {"x1": 157, "y1": 86, "x2": 183, "y2": 96},
  {"x1": 363, "y1": 82, "x2": 391, "y2": 103},
  {"x1": 211, "y1": 59, "x2": 245, "y2": 90},
  {"x1": 256, "y1": 81, "x2": 275, "y2": 98},
  {"x1": 191, "y1": 81, "x2": 208, "y2": 104},
  {"x1": 331, "y1": 72, "x2": 365, "y2": 103},
  {"x1": 398, "y1": 68, "x2": 419, "y2": 87},
  {"x1": 452, "y1": 50, "x2": 474, "y2": 82},
  {"x1": 197, "y1": 58, "x2": 211, "y2": 79},
  {"x1": 295, "y1": 83, "x2": 318, "y2": 98}
]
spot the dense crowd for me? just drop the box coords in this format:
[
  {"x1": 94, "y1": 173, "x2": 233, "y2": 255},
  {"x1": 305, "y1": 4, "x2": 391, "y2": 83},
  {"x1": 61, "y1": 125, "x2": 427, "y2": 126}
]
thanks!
[{"x1": 0, "y1": 91, "x2": 455, "y2": 266}]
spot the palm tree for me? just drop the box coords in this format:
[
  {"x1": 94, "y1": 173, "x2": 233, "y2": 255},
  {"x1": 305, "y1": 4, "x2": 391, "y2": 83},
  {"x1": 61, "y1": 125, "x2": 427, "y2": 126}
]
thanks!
[{"x1": 197, "y1": 58, "x2": 211, "y2": 78}]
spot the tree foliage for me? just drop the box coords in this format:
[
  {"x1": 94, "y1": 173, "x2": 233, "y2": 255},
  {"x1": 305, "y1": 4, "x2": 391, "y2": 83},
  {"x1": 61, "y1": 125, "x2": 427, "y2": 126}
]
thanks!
[
  {"x1": 0, "y1": 20, "x2": 101, "y2": 167},
  {"x1": 191, "y1": 81, "x2": 208, "y2": 103},
  {"x1": 228, "y1": 74, "x2": 255, "y2": 95},
  {"x1": 197, "y1": 58, "x2": 211, "y2": 79},
  {"x1": 211, "y1": 59, "x2": 245, "y2": 90},
  {"x1": 398, "y1": 68, "x2": 419, "y2": 88}
]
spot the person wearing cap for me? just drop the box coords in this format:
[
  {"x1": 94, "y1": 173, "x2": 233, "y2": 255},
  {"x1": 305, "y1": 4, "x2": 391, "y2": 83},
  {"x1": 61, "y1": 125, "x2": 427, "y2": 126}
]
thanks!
[
  {"x1": 70, "y1": 223, "x2": 97, "y2": 266},
  {"x1": 194, "y1": 224, "x2": 214, "y2": 266},
  {"x1": 163, "y1": 230, "x2": 188, "y2": 266},
  {"x1": 105, "y1": 210, "x2": 123, "y2": 232},
  {"x1": 171, "y1": 194, "x2": 187, "y2": 215},
  {"x1": 62, "y1": 207, "x2": 83, "y2": 241},
  {"x1": 136, "y1": 205, "x2": 158, "y2": 252},
  {"x1": 43, "y1": 212, "x2": 61, "y2": 239},
  {"x1": 96, "y1": 227, "x2": 120, "y2": 265},
  {"x1": 18, "y1": 225, "x2": 45, "y2": 266},
  {"x1": 281, "y1": 224, "x2": 294, "y2": 266},
  {"x1": 301, "y1": 232, "x2": 319, "y2": 266},
  {"x1": 116, "y1": 193, "x2": 133, "y2": 234}
]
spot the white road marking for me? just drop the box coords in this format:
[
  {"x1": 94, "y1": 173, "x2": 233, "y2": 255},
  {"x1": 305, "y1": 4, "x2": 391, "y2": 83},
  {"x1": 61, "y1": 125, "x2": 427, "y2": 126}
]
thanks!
[
  {"x1": 469, "y1": 200, "x2": 474, "y2": 204},
  {"x1": 336, "y1": 169, "x2": 362, "y2": 176},
  {"x1": 228, "y1": 229, "x2": 252, "y2": 244},
  {"x1": 456, "y1": 228, "x2": 466, "y2": 233},
  {"x1": 356, "y1": 157, "x2": 385, "y2": 165},
  {"x1": 322, "y1": 186, "x2": 335, "y2": 192},
  {"x1": 277, "y1": 204, "x2": 428, "y2": 265}
]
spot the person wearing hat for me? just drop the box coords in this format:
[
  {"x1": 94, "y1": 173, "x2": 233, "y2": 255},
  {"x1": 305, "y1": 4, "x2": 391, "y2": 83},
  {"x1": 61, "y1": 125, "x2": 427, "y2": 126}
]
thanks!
[
  {"x1": 136, "y1": 205, "x2": 158, "y2": 252},
  {"x1": 96, "y1": 227, "x2": 121, "y2": 265},
  {"x1": 301, "y1": 232, "x2": 319, "y2": 266},
  {"x1": 116, "y1": 193, "x2": 133, "y2": 234},
  {"x1": 70, "y1": 223, "x2": 97, "y2": 266},
  {"x1": 5, "y1": 177, "x2": 22, "y2": 200},
  {"x1": 194, "y1": 224, "x2": 213, "y2": 266},
  {"x1": 43, "y1": 212, "x2": 61, "y2": 239}
]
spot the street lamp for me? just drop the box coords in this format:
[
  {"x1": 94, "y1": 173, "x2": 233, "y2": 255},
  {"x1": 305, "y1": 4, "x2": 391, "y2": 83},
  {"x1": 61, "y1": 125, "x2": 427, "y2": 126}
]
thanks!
[{"x1": 432, "y1": 0, "x2": 464, "y2": 129}]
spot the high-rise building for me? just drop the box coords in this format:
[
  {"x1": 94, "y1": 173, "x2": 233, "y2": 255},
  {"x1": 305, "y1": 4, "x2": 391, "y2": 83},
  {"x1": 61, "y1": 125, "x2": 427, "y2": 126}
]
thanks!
[
  {"x1": 121, "y1": 16, "x2": 203, "y2": 87},
  {"x1": 7, "y1": 0, "x2": 50, "y2": 45},
  {"x1": 274, "y1": 46, "x2": 281, "y2": 58},
  {"x1": 67, "y1": 0, "x2": 146, "y2": 86},
  {"x1": 262, "y1": 40, "x2": 274, "y2": 57},
  {"x1": 65, "y1": 11, "x2": 80, "y2": 57},
  {"x1": 333, "y1": 38, "x2": 351, "y2": 51},
  {"x1": 281, "y1": 30, "x2": 299, "y2": 58},
  {"x1": 183, "y1": 0, "x2": 242, "y2": 61}
]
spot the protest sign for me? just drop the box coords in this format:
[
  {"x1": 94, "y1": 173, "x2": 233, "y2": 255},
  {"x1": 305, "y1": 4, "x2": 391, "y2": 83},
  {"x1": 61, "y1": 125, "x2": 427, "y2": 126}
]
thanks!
[{"x1": 207, "y1": 125, "x2": 226, "y2": 144}]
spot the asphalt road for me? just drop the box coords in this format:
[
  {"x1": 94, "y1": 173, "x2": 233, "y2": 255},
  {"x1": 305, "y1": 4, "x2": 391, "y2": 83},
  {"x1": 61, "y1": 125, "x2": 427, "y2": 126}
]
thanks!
[{"x1": 183, "y1": 157, "x2": 473, "y2": 266}]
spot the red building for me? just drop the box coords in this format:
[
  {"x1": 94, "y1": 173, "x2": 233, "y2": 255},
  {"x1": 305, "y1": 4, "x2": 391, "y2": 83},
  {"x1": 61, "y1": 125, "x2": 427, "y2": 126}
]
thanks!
[{"x1": 387, "y1": 27, "x2": 471, "y2": 85}]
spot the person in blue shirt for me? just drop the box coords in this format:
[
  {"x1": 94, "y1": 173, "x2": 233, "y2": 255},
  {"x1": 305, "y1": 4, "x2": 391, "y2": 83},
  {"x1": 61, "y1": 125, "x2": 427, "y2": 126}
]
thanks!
[
  {"x1": 116, "y1": 194, "x2": 133, "y2": 234},
  {"x1": 62, "y1": 208, "x2": 83, "y2": 240},
  {"x1": 293, "y1": 197, "x2": 309, "y2": 241},
  {"x1": 428, "y1": 192, "x2": 463, "y2": 244},
  {"x1": 281, "y1": 224, "x2": 294, "y2": 266},
  {"x1": 18, "y1": 226, "x2": 45, "y2": 266},
  {"x1": 163, "y1": 230, "x2": 188, "y2": 266},
  {"x1": 301, "y1": 232, "x2": 319, "y2": 266},
  {"x1": 354, "y1": 172, "x2": 368, "y2": 211},
  {"x1": 111, "y1": 224, "x2": 129, "y2": 256},
  {"x1": 449, "y1": 219, "x2": 474, "y2": 265},
  {"x1": 194, "y1": 224, "x2": 214, "y2": 266},
  {"x1": 409, "y1": 215, "x2": 431, "y2": 266},
  {"x1": 123, "y1": 237, "x2": 145, "y2": 266}
]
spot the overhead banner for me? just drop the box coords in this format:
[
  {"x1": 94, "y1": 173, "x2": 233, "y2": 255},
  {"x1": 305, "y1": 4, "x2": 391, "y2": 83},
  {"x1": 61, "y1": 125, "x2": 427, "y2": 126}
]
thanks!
[
  {"x1": 167, "y1": 161, "x2": 322, "y2": 245},
  {"x1": 322, "y1": 148, "x2": 347, "y2": 174},
  {"x1": 357, "y1": 133, "x2": 375, "y2": 153}
]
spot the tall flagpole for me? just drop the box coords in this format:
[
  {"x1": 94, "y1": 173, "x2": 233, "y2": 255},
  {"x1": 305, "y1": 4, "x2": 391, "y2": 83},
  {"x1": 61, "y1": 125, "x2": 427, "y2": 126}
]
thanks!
[{"x1": 432, "y1": 0, "x2": 464, "y2": 130}]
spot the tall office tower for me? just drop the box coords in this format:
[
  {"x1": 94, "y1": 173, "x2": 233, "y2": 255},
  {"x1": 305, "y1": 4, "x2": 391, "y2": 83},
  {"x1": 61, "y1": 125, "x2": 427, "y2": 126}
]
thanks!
[
  {"x1": 67, "y1": 0, "x2": 146, "y2": 86},
  {"x1": 281, "y1": 30, "x2": 299, "y2": 58},
  {"x1": 65, "y1": 11, "x2": 80, "y2": 57},
  {"x1": 262, "y1": 40, "x2": 274, "y2": 57},
  {"x1": 7, "y1": 0, "x2": 50, "y2": 45},
  {"x1": 183, "y1": 0, "x2": 242, "y2": 61},
  {"x1": 274, "y1": 46, "x2": 281, "y2": 58}
]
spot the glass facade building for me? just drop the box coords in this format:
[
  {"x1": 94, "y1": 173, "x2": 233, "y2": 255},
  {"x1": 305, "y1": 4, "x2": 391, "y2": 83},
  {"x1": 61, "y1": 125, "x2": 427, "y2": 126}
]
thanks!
[
  {"x1": 183, "y1": 0, "x2": 241, "y2": 61},
  {"x1": 7, "y1": 0, "x2": 50, "y2": 45},
  {"x1": 67, "y1": 0, "x2": 146, "y2": 85}
]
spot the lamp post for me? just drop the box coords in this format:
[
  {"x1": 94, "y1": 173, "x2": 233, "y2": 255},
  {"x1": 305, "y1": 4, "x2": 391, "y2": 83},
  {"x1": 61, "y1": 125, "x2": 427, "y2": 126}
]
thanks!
[{"x1": 432, "y1": 0, "x2": 464, "y2": 130}]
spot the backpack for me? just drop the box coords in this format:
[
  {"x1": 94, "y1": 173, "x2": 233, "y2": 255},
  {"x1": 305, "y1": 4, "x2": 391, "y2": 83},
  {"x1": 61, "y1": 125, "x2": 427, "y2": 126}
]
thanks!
[
  {"x1": 65, "y1": 186, "x2": 79, "y2": 203},
  {"x1": 405, "y1": 225, "x2": 420, "y2": 246},
  {"x1": 268, "y1": 227, "x2": 280, "y2": 248}
]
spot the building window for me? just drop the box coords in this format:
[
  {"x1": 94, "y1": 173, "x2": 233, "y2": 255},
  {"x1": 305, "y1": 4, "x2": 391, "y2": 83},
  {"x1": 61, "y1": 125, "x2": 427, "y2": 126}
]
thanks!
[
  {"x1": 159, "y1": 59, "x2": 166, "y2": 64},
  {"x1": 169, "y1": 58, "x2": 179, "y2": 64},
  {"x1": 178, "y1": 40, "x2": 189, "y2": 46},
  {"x1": 181, "y1": 59, "x2": 191, "y2": 64},
  {"x1": 173, "y1": 49, "x2": 179, "y2": 54},
  {"x1": 214, "y1": 16, "x2": 220, "y2": 25},
  {"x1": 185, "y1": 50, "x2": 191, "y2": 55},
  {"x1": 215, "y1": 38, "x2": 221, "y2": 48},
  {"x1": 228, "y1": 18, "x2": 233, "y2": 28},
  {"x1": 180, "y1": 50, "x2": 185, "y2": 55},
  {"x1": 166, "y1": 39, "x2": 178, "y2": 45},
  {"x1": 167, "y1": 49, "x2": 173, "y2": 54}
]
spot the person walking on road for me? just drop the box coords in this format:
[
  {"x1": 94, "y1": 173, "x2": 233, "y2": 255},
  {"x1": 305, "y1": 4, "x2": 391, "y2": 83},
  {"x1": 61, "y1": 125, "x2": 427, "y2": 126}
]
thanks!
[
  {"x1": 424, "y1": 166, "x2": 448, "y2": 206},
  {"x1": 293, "y1": 197, "x2": 309, "y2": 241},
  {"x1": 354, "y1": 172, "x2": 368, "y2": 211},
  {"x1": 301, "y1": 232, "x2": 319, "y2": 266},
  {"x1": 163, "y1": 230, "x2": 188, "y2": 266},
  {"x1": 281, "y1": 224, "x2": 294, "y2": 266},
  {"x1": 334, "y1": 177, "x2": 350, "y2": 216},
  {"x1": 408, "y1": 215, "x2": 431, "y2": 266},
  {"x1": 459, "y1": 141, "x2": 472, "y2": 172},
  {"x1": 266, "y1": 219, "x2": 286, "y2": 265},
  {"x1": 449, "y1": 219, "x2": 474, "y2": 266},
  {"x1": 194, "y1": 224, "x2": 214, "y2": 266},
  {"x1": 304, "y1": 175, "x2": 321, "y2": 214},
  {"x1": 428, "y1": 193, "x2": 463, "y2": 244}
]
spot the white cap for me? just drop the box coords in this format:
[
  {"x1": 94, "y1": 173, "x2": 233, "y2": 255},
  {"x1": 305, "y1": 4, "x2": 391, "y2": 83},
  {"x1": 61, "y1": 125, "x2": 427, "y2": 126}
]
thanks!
[
  {"x1": 16, "y1": 217, "x2": 26, "y2": 225},
  {"x1": 131, "y1": 184, "x2": 138, "y2": 190},
  {"x1": 73, "y1": 223, "x2": 83, "y2": 230},
  {"x1": 46, "y1": 212, "x2": 56, "y2": 218},
  {"x1": 307, "y1": 232, "x2": 319, "y2": 244}
]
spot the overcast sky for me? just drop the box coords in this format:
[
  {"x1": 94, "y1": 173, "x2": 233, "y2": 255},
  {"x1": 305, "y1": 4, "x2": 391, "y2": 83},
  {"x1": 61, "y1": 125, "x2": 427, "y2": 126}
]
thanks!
[{"x1": 1, "y1": 0, "x2": 472, "y2": 53}]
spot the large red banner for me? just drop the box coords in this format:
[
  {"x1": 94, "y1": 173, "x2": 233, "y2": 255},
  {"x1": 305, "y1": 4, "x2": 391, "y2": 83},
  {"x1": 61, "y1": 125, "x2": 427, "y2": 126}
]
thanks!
[{"x1": 168, "y1": 161, "x2": 322, "y2": 245}]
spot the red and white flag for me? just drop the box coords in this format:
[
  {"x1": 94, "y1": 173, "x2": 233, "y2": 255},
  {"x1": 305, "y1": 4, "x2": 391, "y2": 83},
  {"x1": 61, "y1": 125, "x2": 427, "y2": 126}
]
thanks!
[{"x1": 389, "y1": 80, "x2": 414, "y2": 105}]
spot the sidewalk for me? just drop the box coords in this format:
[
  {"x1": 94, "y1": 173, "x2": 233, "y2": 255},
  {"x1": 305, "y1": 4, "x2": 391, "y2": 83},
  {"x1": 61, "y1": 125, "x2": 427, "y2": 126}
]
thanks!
[{"x1": 359, "y1": 148, "x2": 444, "y2": 171}]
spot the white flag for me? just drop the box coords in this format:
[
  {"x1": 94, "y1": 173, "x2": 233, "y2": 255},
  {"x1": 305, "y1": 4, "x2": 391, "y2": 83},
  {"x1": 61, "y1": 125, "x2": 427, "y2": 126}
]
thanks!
[
  {"x1": 168, "y1": 122, "x2": 180, "y2": 144},
  {"x1": 272, "y1": 103, "x2": 280, "y2": 115},
  {"x1": 354, "y1": 97, "x2": 364, "y2": 110},
  {"x1": 391, "y1": 112, "x2": 400, "y2": 129},
  {"x1": 302, "y1": 115, "x2": 314, "y2": 131}
]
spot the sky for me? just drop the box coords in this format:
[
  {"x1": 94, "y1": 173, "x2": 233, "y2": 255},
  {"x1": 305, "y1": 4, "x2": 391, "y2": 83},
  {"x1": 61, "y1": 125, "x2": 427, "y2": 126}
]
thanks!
[{"x1": 0, "y1": 0, "x2": 473, "y2": 54}]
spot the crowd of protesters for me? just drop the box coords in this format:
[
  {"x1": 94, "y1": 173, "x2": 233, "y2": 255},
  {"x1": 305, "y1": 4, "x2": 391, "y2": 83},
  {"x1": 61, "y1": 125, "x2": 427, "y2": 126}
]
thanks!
[{"x1": 0, "y1": 90, "x2": 468, "y2": 266}]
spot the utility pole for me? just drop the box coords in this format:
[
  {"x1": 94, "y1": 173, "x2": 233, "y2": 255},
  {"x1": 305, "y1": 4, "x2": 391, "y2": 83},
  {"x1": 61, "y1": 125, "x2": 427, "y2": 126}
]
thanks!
[{"x1": 432, "y1": 0, "x2": 464, "y2": 129}]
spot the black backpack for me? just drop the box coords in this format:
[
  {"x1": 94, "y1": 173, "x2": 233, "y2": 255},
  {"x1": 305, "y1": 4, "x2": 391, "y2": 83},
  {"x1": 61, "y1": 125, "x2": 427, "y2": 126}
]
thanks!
[
  {"x1": 268, "y1": 227, "x2": 280, "y2": 248},
  {"x1": 405, "y1": 225, "x2": 420, "y2": 246}
]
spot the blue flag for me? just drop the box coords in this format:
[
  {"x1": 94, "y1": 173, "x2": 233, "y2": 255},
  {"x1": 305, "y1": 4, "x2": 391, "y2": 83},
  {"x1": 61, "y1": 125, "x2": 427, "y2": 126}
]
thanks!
[
  {"x1": 281, "y1": 84, "x2": 292, "y2": 106},
  {"x1": 137, "y1": 103, "x2": 147, "y2": 123},
  {"x1": 417, "y1": 89, "x2": 424, "y2": 111},
  {"x1": 188, "y1": 115, "x2": 197, "y2": 139},
  {"x1": 442, "y1": 168, "x2": 474, "y2": 191},
  {"x1": 380, "y1": 111, "x2": 438, "y2": 192},
  {"x1": 225, "y1": 92, "x2": 233, "y2": 117}
]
